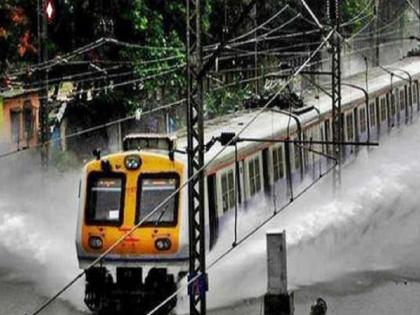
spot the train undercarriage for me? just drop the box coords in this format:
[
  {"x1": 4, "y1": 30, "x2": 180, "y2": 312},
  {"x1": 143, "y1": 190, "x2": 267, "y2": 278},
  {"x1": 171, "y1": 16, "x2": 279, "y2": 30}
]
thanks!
[{"x1": 84, "y1": 267, "x2": 177, "y2": 315}]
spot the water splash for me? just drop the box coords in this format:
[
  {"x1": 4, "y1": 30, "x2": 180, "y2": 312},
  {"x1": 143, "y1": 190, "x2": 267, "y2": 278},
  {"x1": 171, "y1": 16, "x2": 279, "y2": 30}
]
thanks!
[{"x1": 177, "y1": 119, "x2": 420, "y2": 311}]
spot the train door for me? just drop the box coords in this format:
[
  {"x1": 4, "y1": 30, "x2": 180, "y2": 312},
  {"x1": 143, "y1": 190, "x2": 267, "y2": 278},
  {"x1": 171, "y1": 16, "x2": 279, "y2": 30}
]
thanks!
[
  {"x1": 353, "y1": 107, "x2": 359, "y2": 153},
  {"x1": 359, "y1": 106, "x2": 367, "y2": 142},
  {"x1": 262, "y1": 148, "x2": 271, "y2": 195},
  {"x1": 324, "y1": 119, "x2": 331, "y2": 158},
  {"x1": 345, "y1": 111, "x2": 354, "y2": 157},
  {"x1": 368, "y1": 101, "x2": 376, "y2": 140},
  {"x1": 400, "y1": 88, "x2": 406, "y2": 125},
  {"x1": 375, "y1": 97, "x2": 380, "y2": 136},
  {"x1": 412, "y1": 82, "x2": 418, "y2": 115},
  {"x1": 207, "y1": 174, "x2": 218, "y2": 249},
  {"x1": 387, "y1": 92, "x2": 394, "y2": 129}
]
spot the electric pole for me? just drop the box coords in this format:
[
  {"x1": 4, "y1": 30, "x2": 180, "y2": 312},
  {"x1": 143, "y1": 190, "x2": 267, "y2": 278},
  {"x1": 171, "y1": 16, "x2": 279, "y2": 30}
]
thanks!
[
  {"x1": 186, "y1": 0, "x2": 207, "y2": 315},
  {"x1": 39, "y1": 0, "x2": 50, "y2": 168},
  {"x1": 329, "y1": 0, "x2": 342, "y2": 191},
  {"x1": 253, "y1": 2, "x2": 258, "y2": 94},
  {"x1": 374, "y1": 0, "x2": 380, "y2": 66}
]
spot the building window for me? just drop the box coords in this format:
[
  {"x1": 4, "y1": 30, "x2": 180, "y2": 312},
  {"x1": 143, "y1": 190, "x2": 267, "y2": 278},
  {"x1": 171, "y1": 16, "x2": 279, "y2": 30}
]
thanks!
[
  {"x1": 272, "y1": 146, "x2": 284, "y2": 182},
  {"x1": 221, "y1": 169, "x2": 235, "y2": 212},
  {"x1": 248, "y1": 156, "x2": 261, "y2": 196},
  {"x1": 380, "y1": 98, "x2": 387, "y2": 122},
  {"x1": 10, "y1": 109, "x2": 21, "y2": 143},
  {"x1": 400, "y1": 90, "x2": 405, "y2": 111},
  {"x1": 346, "y1": 113, "x2": 354, "y2": 140},
  {"x1": 359, "y1": 108, "x2": 367, "y2": 133},
  {"x1": 23, "y1": 101, "x2": 33, "y2": 139},
  {"x1": 369, "y1": 103, "x2": 376, "y2": 127},
  {"x1": 413, "y1": 85, "x2": 417, "y2": 105}
]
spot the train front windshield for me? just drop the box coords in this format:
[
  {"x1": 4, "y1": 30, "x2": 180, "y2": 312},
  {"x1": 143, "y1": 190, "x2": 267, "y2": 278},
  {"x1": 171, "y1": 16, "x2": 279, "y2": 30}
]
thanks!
[
  {"x1": 137, "y1": 175, "x2": 178, "y2": 226},
  {"x1": 86, "y1": 174, "x2": 124, "y2": 225}
]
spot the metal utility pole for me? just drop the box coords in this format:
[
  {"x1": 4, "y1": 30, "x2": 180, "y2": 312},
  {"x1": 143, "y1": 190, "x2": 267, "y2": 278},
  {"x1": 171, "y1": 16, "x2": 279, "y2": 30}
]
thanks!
[
  {"x1": 374, "y1": 0, "x2": 380, "y2": 66},
  {"x1": 329, "y1": 0, "x2": 342, "y2": 191},
  {"x1": 253, "y1": 2, "x2": 258, "y2": 94},
  {"x1": 186, "y1": 0, "x2": 207, "y2": 314},
  {"x1": 39, "y1": 0, "x2": 49, "y2": 168}
]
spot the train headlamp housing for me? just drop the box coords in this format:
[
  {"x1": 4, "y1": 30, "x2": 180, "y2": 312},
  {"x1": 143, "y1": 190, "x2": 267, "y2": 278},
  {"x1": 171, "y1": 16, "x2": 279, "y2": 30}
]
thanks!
[
  {"x1": 155, "y1": 238, "x2": 172, "y2": 251},
  {"x1": 124, "y1": 155, "x2": 141, "y2": 170},
  {"x1": 89, "y1": 236, "x2": 103, "y2": 249}
]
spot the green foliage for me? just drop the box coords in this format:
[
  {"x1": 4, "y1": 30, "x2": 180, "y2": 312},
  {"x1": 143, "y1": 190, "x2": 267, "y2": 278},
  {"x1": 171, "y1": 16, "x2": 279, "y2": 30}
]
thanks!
[
  {"x1": 205, "y1": 83, "x2": 251, "y2": 117},
  {"x1": 120, "y1": 0, "x2": 187, "y2": 111},
  {"x1": 342, "y1": 0, "x2": 375, "y2": 33}
]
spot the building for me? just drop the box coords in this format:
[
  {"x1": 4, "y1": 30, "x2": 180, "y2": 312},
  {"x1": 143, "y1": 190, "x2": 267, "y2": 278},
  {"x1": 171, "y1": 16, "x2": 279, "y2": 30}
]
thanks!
[{"x1": 0, "y1": 89, "x2": 40, "y2": 151}]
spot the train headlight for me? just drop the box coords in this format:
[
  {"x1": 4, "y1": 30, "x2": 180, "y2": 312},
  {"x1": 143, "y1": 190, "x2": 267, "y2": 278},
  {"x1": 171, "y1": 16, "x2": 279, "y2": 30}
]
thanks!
[
  {"x1": 124, "y1": 155, "x2": 141, "y2": 170},
  {"x1": 155, "y1": 238, "x2": 172, "y2": 251},
  {"x1": 89, "y1": 236, "x2": 103, "y2": 249}
]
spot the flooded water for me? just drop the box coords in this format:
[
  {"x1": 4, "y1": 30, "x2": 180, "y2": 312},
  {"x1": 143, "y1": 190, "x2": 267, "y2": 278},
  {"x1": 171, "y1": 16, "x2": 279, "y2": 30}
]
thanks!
[{"x1": 2, "y1": 117, "x2": 420, "y2": 315}]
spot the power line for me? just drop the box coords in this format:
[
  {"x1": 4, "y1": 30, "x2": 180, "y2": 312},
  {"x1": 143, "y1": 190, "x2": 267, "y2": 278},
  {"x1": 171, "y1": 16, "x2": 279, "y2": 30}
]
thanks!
[{"x1": 27, "y1": 30, "x2": 334, "y2": 315}]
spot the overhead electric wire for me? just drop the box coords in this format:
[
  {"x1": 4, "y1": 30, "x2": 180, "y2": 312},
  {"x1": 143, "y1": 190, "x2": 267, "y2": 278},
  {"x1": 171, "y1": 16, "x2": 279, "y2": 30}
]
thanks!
[
  {"x1": 7, "y1": 37, "x2": 182, "y2": 78},
  {"x1": 0, "y1": 65, "x2": 186, "y2": 126},
  {"x1": 0, "y1": 96, "x2": 187, "y2": 161},
  {"x1": 204, "y1": 4, "x2": 290, "y2": 51},
  {"x1": 27, "y1": 29, "x2": 334, "y2": 315},
  {"x1": 341, "y1": 0, "x2": 375, "y2": 27}
]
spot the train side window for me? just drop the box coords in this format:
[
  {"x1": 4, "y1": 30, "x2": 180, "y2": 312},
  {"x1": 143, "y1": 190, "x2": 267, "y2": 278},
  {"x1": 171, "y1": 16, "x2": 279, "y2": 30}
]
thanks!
[
  {"x1": 359, "y1": 107, "x2": 367, "y2": 133},
  {"x1": 380, "y1": 98, "x2": 387, "y2": 122},
  {"x1": 221, "y1": 169, "x2": 235, "y2": 213},
  {"x1": 136, "y1": 173, "x2": 179, "y2": 226},
  {"x1": 85, "y1": 172, "x2": 125, "y2": 226},
  {"x1": 272, "y1": 145, "x2": 284, "y2": 182},
  {"x1": 369, "y1": 103, "x2": 376, "y2": 127},
  {"x1": 248, "y1": 156, "x2": 261, "y2": 196},
  {"x1": 346, "y1": 113, "x2": 354, "y2": 140}
]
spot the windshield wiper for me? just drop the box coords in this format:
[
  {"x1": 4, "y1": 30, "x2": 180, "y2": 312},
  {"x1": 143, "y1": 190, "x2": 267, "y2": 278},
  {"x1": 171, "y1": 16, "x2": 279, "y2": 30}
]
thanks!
[{"x1": 154, "y1": 206, "x2": 168, "y2": 227}]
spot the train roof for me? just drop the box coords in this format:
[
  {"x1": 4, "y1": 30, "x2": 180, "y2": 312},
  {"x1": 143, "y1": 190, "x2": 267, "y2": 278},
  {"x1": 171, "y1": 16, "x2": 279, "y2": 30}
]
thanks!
[{"x1": 174, "y1": 57, "x2": 420, "y2": 172}]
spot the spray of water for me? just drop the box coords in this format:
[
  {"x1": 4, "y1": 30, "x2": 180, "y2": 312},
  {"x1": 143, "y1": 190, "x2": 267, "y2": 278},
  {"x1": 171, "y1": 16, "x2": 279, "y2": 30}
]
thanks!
[
  {"x1": 175, "y1": 118, "x2": 420, "y2": 312},
  {"x1": 0, "y1": 154, "x2": 85, "y2": 312}
]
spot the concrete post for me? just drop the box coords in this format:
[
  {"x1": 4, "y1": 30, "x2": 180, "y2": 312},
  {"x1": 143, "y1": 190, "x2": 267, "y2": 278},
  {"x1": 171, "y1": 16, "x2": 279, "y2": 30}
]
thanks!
[{"x1": 264, "y1": 231, "x2": 294, "y2": 315}]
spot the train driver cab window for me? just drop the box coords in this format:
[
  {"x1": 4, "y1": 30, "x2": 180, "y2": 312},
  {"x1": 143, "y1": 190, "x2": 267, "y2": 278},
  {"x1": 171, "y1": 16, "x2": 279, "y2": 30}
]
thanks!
[
  {"x1": 86, "y1": 173, "x2": 125, "y2": 225},
  {"x1": 137, "y1": 174, "x2": 179, "y2": 226}
]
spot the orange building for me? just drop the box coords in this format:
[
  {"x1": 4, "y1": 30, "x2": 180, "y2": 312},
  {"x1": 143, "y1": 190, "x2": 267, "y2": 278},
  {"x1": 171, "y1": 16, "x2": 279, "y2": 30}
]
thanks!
[{"x1": 0, "y1": 89, "x2": 40, "y2": 150}]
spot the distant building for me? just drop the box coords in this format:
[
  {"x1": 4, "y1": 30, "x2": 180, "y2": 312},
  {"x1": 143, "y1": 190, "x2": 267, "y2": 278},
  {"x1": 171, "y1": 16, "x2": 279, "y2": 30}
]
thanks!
[{"x1": 0, "y1": 89, "x2": 40, "y2": 151}]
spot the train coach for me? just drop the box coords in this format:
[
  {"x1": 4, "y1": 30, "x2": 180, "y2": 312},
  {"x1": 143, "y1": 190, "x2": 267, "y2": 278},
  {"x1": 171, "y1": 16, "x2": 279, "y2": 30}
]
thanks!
[{"x1": 75, "y1": 57, "x2": 420, "y2": 314}]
